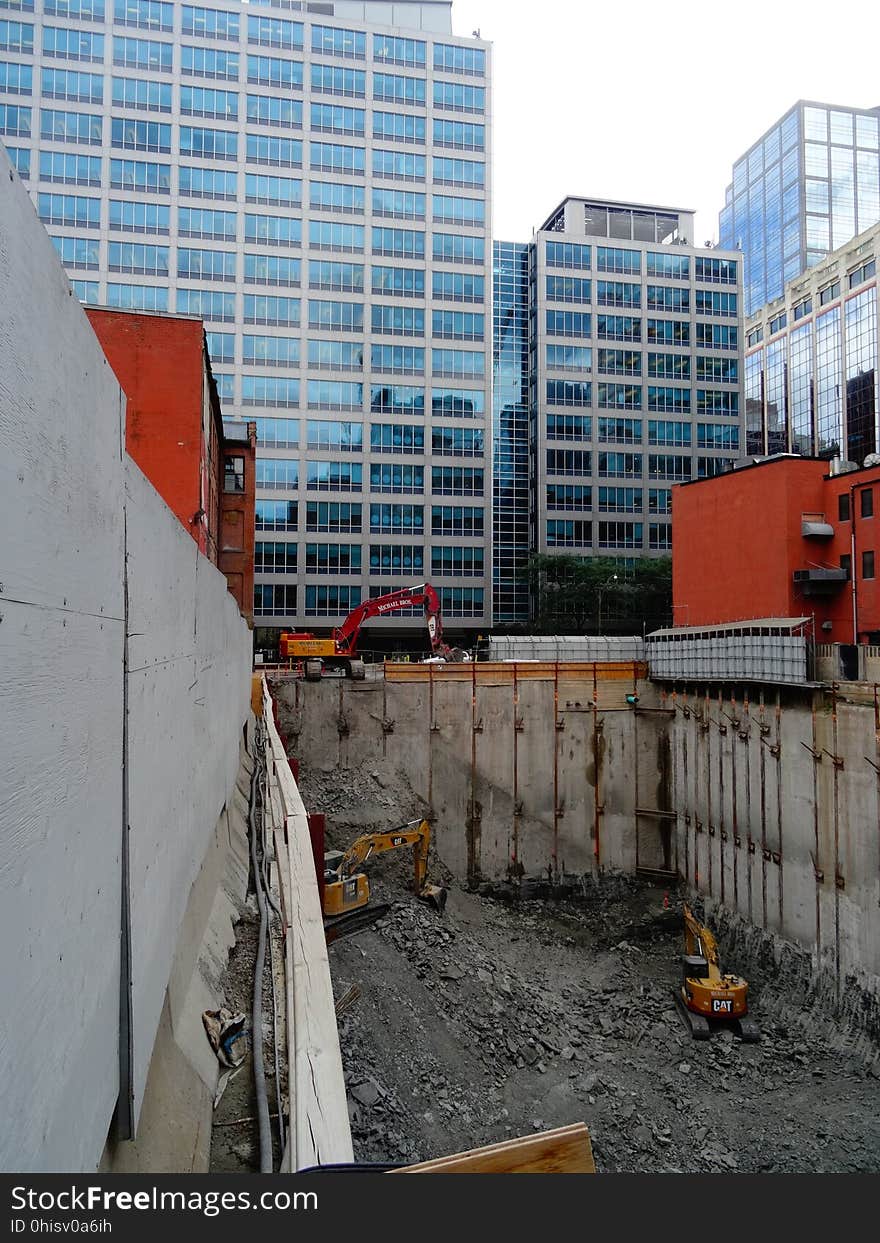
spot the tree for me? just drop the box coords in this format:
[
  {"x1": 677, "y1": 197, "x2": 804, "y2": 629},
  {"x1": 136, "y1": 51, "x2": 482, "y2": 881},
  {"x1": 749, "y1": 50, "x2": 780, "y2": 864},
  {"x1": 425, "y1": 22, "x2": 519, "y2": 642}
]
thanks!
[{"x1": 520, "y1": 554, "x2": 672, "y2": 635}]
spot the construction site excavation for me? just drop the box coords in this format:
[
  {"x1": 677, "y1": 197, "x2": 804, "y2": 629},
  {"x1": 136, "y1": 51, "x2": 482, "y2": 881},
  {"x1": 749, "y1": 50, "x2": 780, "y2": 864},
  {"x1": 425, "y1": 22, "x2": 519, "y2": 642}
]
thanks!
[{"x1": 257, "y1": 661, "x2": 880, "y2": 1174}]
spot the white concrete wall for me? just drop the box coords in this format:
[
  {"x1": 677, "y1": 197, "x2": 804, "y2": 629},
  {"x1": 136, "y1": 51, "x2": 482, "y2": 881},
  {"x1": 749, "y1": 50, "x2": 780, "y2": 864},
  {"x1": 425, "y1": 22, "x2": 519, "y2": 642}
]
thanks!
[
  {"x1": 125, "y1": 461, "x2": 252, "y2": 1125},
  {"x1": 0, "y1": 149, "x2": 252, "y2": 1170},
  {"x1": 0, "y1": 149, "x2": 126, "y2": 1173}
]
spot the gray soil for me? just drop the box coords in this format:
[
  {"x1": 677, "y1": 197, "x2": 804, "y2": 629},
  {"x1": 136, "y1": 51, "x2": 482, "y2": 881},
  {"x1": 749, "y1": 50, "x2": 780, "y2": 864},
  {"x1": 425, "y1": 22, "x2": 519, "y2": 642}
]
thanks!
[{"x1": 299, "y1": 759, "x2": 880, "y2": 1174}]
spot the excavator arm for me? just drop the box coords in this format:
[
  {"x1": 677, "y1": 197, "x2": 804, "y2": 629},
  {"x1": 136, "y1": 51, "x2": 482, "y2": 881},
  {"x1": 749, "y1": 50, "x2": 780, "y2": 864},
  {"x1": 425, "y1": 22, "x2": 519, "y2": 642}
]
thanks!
[
  {"x1": 331, "y1": 582, "x2": 458, "y2": 660},
  {"x1": 683, "y1": 904, "x2": 719, "y2": 967},
  {"x1": 339, "y1": 818, "x2": 431, "y2": 890}
]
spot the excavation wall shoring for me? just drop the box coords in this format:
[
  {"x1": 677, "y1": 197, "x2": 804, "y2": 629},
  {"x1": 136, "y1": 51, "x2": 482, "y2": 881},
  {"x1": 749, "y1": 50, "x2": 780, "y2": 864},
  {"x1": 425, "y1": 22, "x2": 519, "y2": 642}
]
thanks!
[{"x1": 275, "y1": 667, "x2": 880, "y2": 1047}]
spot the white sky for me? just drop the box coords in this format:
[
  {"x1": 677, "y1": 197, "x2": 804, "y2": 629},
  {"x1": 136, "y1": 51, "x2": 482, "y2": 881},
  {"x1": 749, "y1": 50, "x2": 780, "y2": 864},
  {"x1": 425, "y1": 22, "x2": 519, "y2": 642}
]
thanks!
[{"x1": 448, "y1": 0, "x2": 880, "y2": 246}]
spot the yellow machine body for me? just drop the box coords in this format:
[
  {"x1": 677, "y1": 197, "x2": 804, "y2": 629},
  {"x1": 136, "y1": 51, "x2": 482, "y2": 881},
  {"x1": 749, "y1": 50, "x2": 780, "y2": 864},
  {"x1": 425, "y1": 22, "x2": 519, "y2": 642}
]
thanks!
[
  {"x1": 324, "y1": 872, "x2": 370, "y2": 917},
  {"x1": 280, "y1": 637, "x2": 337, "y2": 658},
  {"x1": 680, "y1": 905, "x2": 749, "y2": 1019}
]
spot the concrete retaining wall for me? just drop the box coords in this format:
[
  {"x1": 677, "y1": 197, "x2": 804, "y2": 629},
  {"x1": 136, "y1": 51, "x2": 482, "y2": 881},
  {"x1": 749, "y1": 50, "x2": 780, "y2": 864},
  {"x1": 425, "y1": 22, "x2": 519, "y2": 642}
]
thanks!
[
  {"x1": 669, "y1": 683, "x2": 880, "y2": 1039},
  {"x1": 0, "y1": 150, "x2": 252, "y2": 1171},
  {"x1": 276, "y1": 670, "x2": 880, "y2": 1040},
  {"x1": 273, "y1": 666, "x2": 670, "y2": 885},
  {"x1": 125, "y1": 462, "x2": 253, "y2": 1128}
]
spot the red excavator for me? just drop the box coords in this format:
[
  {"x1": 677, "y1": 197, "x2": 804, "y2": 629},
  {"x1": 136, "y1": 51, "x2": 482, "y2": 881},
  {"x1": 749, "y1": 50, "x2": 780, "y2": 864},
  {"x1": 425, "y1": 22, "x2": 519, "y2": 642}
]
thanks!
[{"x1": 279, "y1": 582, "x2": 466, "y2": 679}]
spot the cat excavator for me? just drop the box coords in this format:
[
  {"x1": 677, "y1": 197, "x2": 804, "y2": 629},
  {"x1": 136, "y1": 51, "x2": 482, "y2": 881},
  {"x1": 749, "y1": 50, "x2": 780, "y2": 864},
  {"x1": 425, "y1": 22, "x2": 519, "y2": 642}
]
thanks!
[
  {"x1": 323, "y1": 818, "x2": 447, "y2": 920},
  {"x1": 674, "y1": 905, "x2": 760, "y2": 1042}
]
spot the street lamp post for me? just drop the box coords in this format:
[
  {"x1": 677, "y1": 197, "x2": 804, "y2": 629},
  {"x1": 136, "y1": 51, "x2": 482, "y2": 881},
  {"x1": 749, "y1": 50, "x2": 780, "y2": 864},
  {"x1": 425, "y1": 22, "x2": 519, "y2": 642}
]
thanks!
[{"x1": 597, "y1": 574, "x2": 619, "y2": 636}]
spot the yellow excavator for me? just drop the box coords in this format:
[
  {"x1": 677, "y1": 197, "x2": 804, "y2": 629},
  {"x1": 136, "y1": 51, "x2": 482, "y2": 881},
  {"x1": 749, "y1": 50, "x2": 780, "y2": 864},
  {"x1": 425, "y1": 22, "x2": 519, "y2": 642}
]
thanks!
[
  {"x1": 674, "y1": 905, "x2": 760, "y2": 1042},
  {"x1": 323, "y1": 818, "x2": 447, "y2": 919}
]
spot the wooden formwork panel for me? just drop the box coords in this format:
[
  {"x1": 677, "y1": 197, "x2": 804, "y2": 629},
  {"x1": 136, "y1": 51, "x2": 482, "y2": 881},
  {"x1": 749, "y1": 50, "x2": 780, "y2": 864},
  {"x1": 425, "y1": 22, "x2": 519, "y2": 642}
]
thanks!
[{"x1": 384, "y1": 661, "x2": 647, "y2": 683}]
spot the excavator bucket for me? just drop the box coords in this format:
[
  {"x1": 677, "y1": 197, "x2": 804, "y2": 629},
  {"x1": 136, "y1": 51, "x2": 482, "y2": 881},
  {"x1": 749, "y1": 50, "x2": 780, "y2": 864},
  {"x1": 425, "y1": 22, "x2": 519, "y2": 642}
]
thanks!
[{"x1": 418, "y1": 883, "x2": 448, "y2": 914}]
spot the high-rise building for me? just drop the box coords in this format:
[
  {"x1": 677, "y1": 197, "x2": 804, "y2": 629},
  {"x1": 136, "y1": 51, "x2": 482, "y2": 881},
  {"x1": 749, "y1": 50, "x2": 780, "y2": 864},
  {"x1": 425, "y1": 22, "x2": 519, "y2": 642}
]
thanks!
[
  {"x1": 719, "y1": 101, "x2": 880, "y2": 318},
  {"x1": 743, "y1": 221, "x2": 878, "y2": 461},
  {"x1": 492, "y1": 240, "x2": 529, "y2": 626},
  {"x1": 529, "y1": 196, "x2": 744, "y2": 588},
  {"x1": 0, "y1": 0, "x2": 492, "y2": 641}
]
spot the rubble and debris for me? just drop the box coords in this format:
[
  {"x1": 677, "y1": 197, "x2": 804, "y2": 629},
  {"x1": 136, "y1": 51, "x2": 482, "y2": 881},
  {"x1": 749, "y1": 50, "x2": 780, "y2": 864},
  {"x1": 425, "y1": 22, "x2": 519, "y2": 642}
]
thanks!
[{"x1": 202, "y1": 1008, "x2": 248, "y2": 1069}]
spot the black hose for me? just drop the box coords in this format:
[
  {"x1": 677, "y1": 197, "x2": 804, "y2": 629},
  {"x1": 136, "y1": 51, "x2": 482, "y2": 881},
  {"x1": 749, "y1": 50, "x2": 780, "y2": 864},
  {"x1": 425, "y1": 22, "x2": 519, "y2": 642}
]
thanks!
[{"x1": 248, "y1": 724, "x2": 273, "y2": 1174}]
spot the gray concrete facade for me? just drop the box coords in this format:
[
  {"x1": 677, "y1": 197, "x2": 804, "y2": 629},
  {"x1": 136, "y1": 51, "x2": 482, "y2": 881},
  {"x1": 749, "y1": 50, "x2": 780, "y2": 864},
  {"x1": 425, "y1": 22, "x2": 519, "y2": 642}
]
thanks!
[
  {"x1": 0, "y1": 0, "x2": 493, "y2": 637},
  {"x1": 530, "y1": 196, "x2": 744, "y2": 575}
]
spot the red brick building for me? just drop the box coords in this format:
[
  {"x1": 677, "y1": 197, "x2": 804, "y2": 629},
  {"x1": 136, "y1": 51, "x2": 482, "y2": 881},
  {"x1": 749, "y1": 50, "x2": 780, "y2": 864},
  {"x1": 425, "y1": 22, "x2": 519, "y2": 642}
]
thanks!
[
  {"x1": 86, "y1": 307, "x2": 255, "y2": 624},
  {"x1": 672, "y1": 455, "x2": 880, "y2": 644}
]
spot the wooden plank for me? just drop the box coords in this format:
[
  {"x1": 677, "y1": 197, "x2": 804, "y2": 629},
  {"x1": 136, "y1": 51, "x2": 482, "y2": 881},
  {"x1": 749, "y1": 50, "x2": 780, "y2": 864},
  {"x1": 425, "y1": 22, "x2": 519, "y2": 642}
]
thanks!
[
  {"x1": 390, "y1": 1122, "x2": 595, "y2": 1174},
  {"x1": 261, "y1": 677, "x2": 354, "y2": 1172},
  {"x1": 384, "y1": 662, "x2": 647, "y2": 684}
]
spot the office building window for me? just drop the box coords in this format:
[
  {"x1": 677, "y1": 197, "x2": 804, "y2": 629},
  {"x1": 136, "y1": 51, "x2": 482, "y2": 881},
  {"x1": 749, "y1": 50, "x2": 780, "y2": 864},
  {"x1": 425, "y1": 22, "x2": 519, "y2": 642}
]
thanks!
[
  {"x1": 112, "y1": 75, "x2": 169, "y2": 111},
  {"x1": 177, "y1": 289, "x2": 234, "y2": 320},
  {"x1": 306, "y1": 461, "x2": 362, "y2": 491},
  {"x1": 245, "y1": 253, "x2": 300, "y2": 286},
  {"x1": 371, "y1": 423, "x2": 425, "y2": 454},
  {"x1": 431, "y1": 546, "x2": 482, "y2": 577},
  {"x1": 255, "y1": 541, "x2": 297, "y2": 573},
  {"x1": 304, "y1": 543, "x2": 361, "y2": 575},
  {"x1": 181, "y1": 5, "x2": 238, "y2": 39},
  {"x1": 374, "y1": 33, "x2": 425, "y2": 68},
  {"x1": 247, "y1": 93, "x2": 301, "y2": 128},
  {"x1": 306, "y1": 502, "x2": 361, "y2": 534},
  {"x1": 312, "y1": 62, "x2": 365, "y2": 97},
  {"x1": 433, "y1": 43, "x2": 484, "y2": 75},
  {"x1": 547, "y1": 484, "x2": 591, "y2": 511},
  {"x1": 51, "y1": 234, "x2": 99, "y2": 269},
  {"x1": 246, "y1": 54, "x2": 301, "y2": 89},
  {"x1": 546, "y1": 520, "x2": 591, "y2": 547},
  {"x1": 304, "y1": 586, "x2": 361, "y2": 617},
  {"x1": 255, "y1": 500, "x2": 297, "y2": 532},
  {"x1": 432, "y1": 232, "x2": 484, "y2": 265},
  {"x1": 863, "y1": 550, "x2": 875, "y2": 580},
  {"x1": 247, "y1": 15, "x2": 302, "y2": 51},
  {"x1": 312, "y1": 25, "x2": 365, "y2": 60},
  {"x1": 112, "y1": 35, "x2": 171, "y2": 72}
]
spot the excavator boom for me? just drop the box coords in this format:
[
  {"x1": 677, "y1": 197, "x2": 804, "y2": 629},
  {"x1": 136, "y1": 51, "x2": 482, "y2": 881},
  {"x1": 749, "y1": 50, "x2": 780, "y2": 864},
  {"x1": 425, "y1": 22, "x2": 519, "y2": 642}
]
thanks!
[{"x1": 282, "y1": 582, "x2": 461, "y2": 675}]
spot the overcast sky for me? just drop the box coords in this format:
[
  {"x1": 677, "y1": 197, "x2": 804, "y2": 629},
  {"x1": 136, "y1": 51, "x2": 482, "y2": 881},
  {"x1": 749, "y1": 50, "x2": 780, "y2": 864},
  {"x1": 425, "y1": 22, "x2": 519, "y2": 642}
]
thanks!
[{"x1": 448, "y1": 0, "x2": 879, "y2": 246}]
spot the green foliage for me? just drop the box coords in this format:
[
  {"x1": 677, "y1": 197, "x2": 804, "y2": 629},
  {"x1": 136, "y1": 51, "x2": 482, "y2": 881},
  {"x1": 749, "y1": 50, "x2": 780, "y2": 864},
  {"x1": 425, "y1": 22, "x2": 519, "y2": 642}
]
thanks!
[{"x1": 520, "y1": 554, "x2": 672, "y2": 635}]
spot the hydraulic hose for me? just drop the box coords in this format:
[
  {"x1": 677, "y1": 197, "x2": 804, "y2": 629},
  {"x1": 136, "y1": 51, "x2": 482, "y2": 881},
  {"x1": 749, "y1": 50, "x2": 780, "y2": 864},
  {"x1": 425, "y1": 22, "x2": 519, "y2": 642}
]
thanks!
[{"x1": 248, "y1": 724, "x2": 273, "y2": 1174}]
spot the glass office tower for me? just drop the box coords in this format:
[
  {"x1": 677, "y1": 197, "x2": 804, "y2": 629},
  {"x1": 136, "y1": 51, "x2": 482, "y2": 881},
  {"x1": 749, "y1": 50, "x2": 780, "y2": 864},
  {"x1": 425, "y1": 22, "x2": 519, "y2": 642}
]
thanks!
[
  {"x1": 530, "y1": 196, "x2": 744, "y2": 583},
  {"x1": 720, "y1": 100, "x2": 880, "y2": 318},
  {"x1": 492, "y1": 240, "x2": 529, "y2": 625},
  {"x1": 743, "y1": 222, "x2": 878, "y2": 462},
  {"x1": 0, "y1": 0, "x2": 492, "y2": 639}
]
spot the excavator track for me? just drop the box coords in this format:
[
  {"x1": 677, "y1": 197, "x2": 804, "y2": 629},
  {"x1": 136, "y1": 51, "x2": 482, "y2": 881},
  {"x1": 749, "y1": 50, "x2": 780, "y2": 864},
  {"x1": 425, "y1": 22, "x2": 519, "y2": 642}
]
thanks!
[
  {"x1": 672, "y1": 989, "x2": 711, "y2": 1040},
  {"x1": 324, "y1": 902, "x2": 391, "y2": 946},
  {"x1": 733, "y1": 1015, "x2": 761, "y2": 1043}
]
